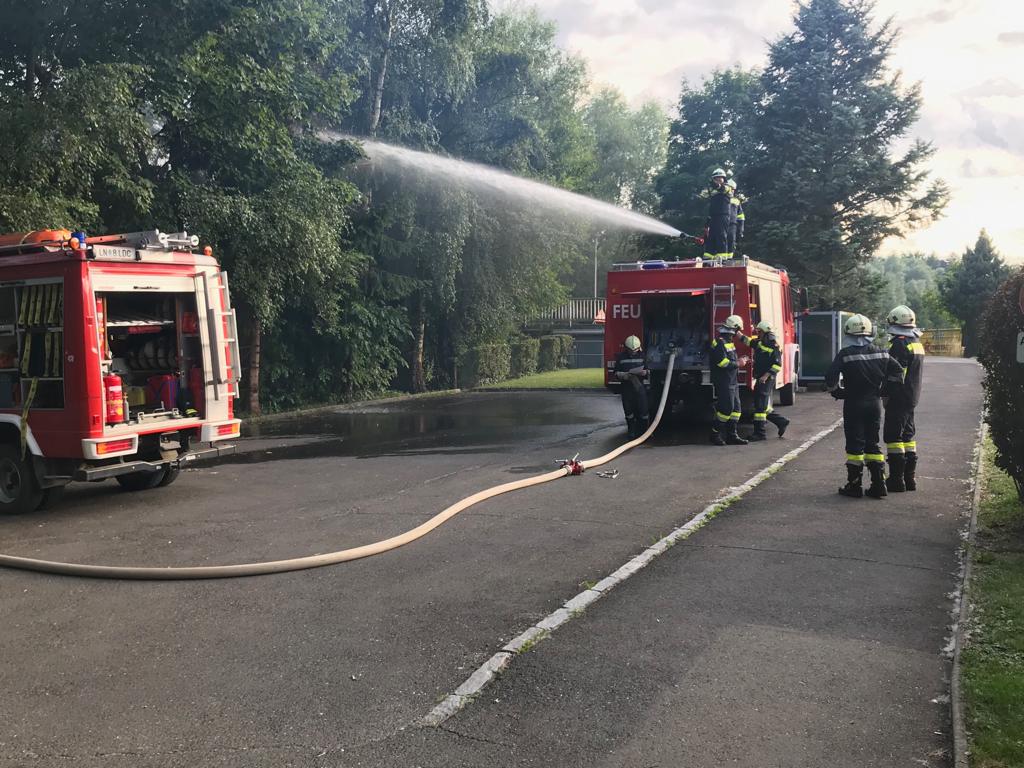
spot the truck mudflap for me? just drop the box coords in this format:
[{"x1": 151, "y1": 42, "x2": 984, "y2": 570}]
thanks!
[{"x1": 74, "y1": 443, "x2": 237, "y2": 482}]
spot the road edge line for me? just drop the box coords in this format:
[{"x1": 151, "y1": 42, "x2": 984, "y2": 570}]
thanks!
[
  {"x1": 950, "y1": 415, "x2": 986, "y2": 768},
  {"x1": 421, "y1": 416, "x2": 844, "y2": 728}
]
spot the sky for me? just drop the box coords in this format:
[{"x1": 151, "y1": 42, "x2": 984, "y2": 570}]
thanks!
[{"x1": 500, "y1": 0, "x2": 1024, "y2": 262}]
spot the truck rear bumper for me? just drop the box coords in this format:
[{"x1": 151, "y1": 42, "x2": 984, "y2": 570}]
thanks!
[{"x1": 75, "y1": 443, "x2": 237, "y2": 481}]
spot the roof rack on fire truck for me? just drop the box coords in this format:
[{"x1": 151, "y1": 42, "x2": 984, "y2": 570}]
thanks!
[
  {"x1": 609, "y1": 257, "x2": 786, "y2": 275},
  {"x1": 0, "y1": 229, "x2": 202, "y2": 258}
]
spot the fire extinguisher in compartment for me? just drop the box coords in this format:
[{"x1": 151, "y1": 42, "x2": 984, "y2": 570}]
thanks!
[{"x1": 104, "y1": 373, "x2": 125, "y2": 425}]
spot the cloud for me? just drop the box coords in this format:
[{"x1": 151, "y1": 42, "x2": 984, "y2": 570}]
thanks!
[{"x1": 507, "y1": 0, "x2": 1024, "y2": 259}]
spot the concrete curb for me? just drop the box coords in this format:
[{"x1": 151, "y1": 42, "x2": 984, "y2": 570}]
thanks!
[
  {"x1": 950, "y1": 418, "x2": 986, "y2": 768},
  {"x1": 421, "y1": 416, "x2": 844, "y2": 729},
  {"x1": 242, "y1": 389, "x2": 463, "y2": 426}
]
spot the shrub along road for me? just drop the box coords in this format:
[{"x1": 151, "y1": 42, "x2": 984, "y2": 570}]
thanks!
[{"x1": 0, "y1": 360, "x2": 980, "y2": 767}]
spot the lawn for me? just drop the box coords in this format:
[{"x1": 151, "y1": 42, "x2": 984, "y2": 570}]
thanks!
[
  {"x1": 962, "y1": 440, "x2": 1024, "y2": 767},
  {"x1": 480, "y1": 368, "x2": 605, "y2": 389}
]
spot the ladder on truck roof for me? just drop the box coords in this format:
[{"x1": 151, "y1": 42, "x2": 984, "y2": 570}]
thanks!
[{"x1": 711, "y1": 284, "x2": 735, "y2": 329}]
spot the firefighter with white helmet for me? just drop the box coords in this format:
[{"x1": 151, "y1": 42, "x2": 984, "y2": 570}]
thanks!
[
  {"x1": 700, "y1": 168, "x2": 732, "y2": 261},
  {"x1": 709, "y1": 313, "x2": 750, "y2": 446},
  {"x1": 614, "y1": 335, "x2": 650, "y2": 438},
  {"x1": 825, "y1": 314, "x2": 905, "y2": 499},
  {"x1": 883, "y1": 305, "x2": 925, "y2": 492},
  {"x1": 748, "y1": 319, "x2": 790, "y2": 441}
]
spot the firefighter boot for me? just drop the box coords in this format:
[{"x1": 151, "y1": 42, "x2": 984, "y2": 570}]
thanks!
[
  {"x1": 768, "y1": 412, "x2": 790, "y2": 439},
  {"x1": 838, "y1": 465, "x2": 863, "y2": 498},
  {"x1": 885, "y1": 455, "x2": 906, "y2": 493},
  {"x1": 748, "y1": 420, "x2": 768, "y2": 442},
  {"x1": 904, "y1": 452, "x2": 918, "y2": 491},
  {"x1": 725, "y1": 421, "x2": 748, "y2": 446},
  {"x1": 865, "y1": 463, "x2": 888, "y2": 499},
  {"x1": 710, "y1": 424, "x2": 726, "y2": 446},
  {"x1": 625, "y1": 415, "x2": 638, "y2": 439}
]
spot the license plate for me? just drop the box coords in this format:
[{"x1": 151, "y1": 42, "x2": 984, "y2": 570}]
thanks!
[{"x1": 93, "y1": 245, "x2": 137, "y2": 261}]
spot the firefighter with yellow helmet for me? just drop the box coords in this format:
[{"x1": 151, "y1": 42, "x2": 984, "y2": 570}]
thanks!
[
  {"x1": 709, "y1": 314, "x2": 750, "y2": 446},
  {"x1": 614, "y1": 335, "x2": 650, "y2": 438},
  {"x1": 748, "y1": 320, "x2": 790, "y2": 441},
  {"x1": 883, "y1": 305, "x2": 925, "y2": 491},
  {"x1": 700, "y1": 168, "x2": 732, "y2": 260},
  {"x1": 825, "y1": 314, "x2": 905, "y2": 499}
]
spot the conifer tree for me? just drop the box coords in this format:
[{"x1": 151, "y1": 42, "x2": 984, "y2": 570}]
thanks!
[
  {"x1": 941, "y1": 230, "x2": 1010, "y2": 356},
  {"x1": 749, "y1": 0, "x2": 948, "y2": 308}
]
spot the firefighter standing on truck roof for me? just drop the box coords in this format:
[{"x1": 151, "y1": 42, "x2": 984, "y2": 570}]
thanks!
[
  {"x1": 614, "y1": 335, "x2": 650, "y2": 439},
  {"x1": 748, "y1": 320, "x2": 790, "y2": 441},
  {"x1": 709, "y1": 314, "x2": 750, "y2": 446},
  {"x1": 883, "y1": 305, "x2": 925, "y2": 492},
  {"x1": 825, "y1": 314, "x2": 905, "y2": 499},
  {"x1": 700, "y1": 169, "x2": 732, "y2": 261},
  {"x1": 725, "y1": 178, "x2": 745, "y2": 258}
]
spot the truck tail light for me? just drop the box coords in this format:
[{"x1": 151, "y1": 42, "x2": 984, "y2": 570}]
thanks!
[
  {"x1": 216, "y1": 423, "x2": 240, "y2": 437},
  {"x1": 96, "y1": 438, "x2": 135, "y2": 455}
]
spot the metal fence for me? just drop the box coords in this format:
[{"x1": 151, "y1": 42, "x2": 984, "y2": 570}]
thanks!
[
  {"x1": 921, "y1": 328, "x2": 963, "y2": 357},
  {"x1": 530, "y1": 298, "x2": 605, "y2": 327}
]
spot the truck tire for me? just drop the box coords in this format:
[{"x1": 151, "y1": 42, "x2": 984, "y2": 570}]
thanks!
[
  {"x1": 0, "y1": 445, "x2": 43, "y2": 514},
  {"x1": 779, "y1": 382, "x2": 797, "y2": 406},
  {"x1": 158, "y1": 464, "x2": 181, "y2": 487},
  {"x1": 115, "y1": 467, "x2": 168, "y2": 492}
]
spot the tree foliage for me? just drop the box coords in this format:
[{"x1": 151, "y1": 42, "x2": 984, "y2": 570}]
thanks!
[
  {"x1": 941, "y1": 230, "x2": 1011, "y2": 357},
  {"x1": 977, "y1": 267, "x2": 1024, "y2": 502}
]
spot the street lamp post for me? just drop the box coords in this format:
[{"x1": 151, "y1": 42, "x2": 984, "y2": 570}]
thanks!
[{"x1": 594, "y1": 230, "x2": 606, "y2": 299}]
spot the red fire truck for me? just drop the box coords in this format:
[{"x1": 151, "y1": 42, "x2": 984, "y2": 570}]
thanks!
[
  {"x1": 604, "y1": 256, "x2": 802, "y2": 418},
  {"x1": 0, "y1": 229, "x2": 241, "y2": 513}
]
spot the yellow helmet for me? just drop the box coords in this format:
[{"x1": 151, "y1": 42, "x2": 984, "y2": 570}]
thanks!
[
  {"x1": 624, "y1": 335, "x2": 642, "y2": 351},
  {"x1": 844, "y1": 313, "x2": 873, "y2": 337},
  {"x1": 886, "y1": 305, "x2": 916, "y2": 328},
  {"x1": 723, "y1": 314, "x2": 744, "y2": 332},
  {"x1": 755, "y1": 320, "x2": 775, "y2": 335}
]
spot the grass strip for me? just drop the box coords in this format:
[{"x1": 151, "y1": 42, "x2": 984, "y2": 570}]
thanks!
[
  {"x1": 480, "y1": 368, "x2": 605, "y2": 390},
  {"x1": 962, "y1": 438, "x2": 1024, "y2": 767}
]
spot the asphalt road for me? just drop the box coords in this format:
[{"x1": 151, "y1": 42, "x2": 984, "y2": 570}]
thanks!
[{"x1": 0, "y1": 360, "x2": 981, "y2": 767}]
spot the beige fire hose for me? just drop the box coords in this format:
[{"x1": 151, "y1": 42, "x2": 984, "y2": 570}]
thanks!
[{"x1": 0, "y1": 355, "x2": 677, "y2": 580}]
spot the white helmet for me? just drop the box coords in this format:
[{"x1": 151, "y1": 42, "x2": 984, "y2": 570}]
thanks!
[
  {"x1": 711, "y1": 168, "x2": 727, "y2": 180},
  {"x1": 886, "y1": 305, "x2": 916, "y2": 328},
  {"x1": 723, "y1": 314, "x2": 744, "y2": 333},
  {"x1": 624, "y1": 335, "x2": 641, "y2": 352},
  {"x1": 755, "y1": 320, "x2": 774, "y2": 335},
  {"x1": 844, "y1": 313, "x2": 873, "y2": 337}
]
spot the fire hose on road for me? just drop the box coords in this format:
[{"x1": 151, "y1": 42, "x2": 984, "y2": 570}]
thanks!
[{"x1": 0, "y1": 356, "x2": 678, "y2": 580}]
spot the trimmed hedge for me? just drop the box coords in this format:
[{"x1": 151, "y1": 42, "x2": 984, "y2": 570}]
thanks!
[
  {"x1": 538, "y1": 334, "x2": 574, "y2": 372},
  {"x1": 978, "y1": 266, "x2": 1024, "y2": 502},
  {"x1": 510, "y1": 337, "x2": 540, "y2": 378},
  {"x1": 461, "y1": 343, "x2": 511, "y2": 388}
]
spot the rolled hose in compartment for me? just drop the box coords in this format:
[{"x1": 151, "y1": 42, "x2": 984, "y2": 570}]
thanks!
[{"x1": 0, "y1": 355, "x2": 678, "y2": 580}]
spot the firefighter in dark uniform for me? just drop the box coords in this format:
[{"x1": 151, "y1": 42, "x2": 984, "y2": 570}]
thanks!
[
  {"x1": 700, "y1": 168, "x2": 732, "y2": 260},
  {"x1": 748, "y1": 320, "x2": 790, "y2": 441},
  {"x1": 614, "y1": 335, "x2": 650, "y2": 438},
  {"x1": 725, "y1": 178, "x2": 745, "y2": 257},
  {"x1": 825, "y1": 314, "x2": 905, "y2": 499},
  {"x1": 709, "y1": 314, "x2": 749, "y2": 446},
  {"x1": 883, "y1": 305, "x2": 925, "y2": 492}
]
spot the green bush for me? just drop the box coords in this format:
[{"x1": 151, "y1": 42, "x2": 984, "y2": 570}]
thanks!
[
  {"x1": 461, "y1": 343, "x2": 511, "y2": 387},
  {"x1": 510, "y1": 337, "x2": 540, "y2": 378},
  {"x1": 538, "y1": 334, "x2": 574, "y2": 372},
  {"x1": 978, "y1": 266, "x2": 1024, "y2": 502}
]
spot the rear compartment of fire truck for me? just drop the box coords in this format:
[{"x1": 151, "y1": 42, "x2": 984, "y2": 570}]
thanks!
[
  {"x1": 98, "y1": 291, "x2": 205, "y2": 422},
  {"x1": 639, "y1": 292, "x2": 718, "y2": 418}
]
